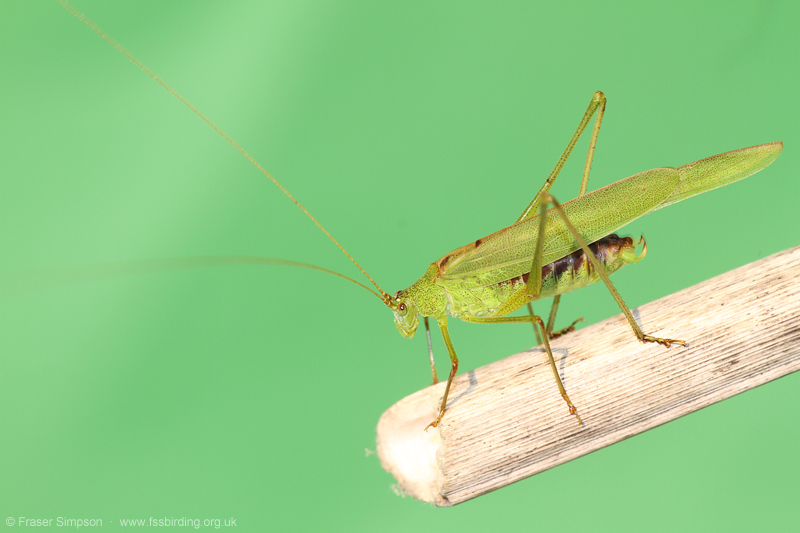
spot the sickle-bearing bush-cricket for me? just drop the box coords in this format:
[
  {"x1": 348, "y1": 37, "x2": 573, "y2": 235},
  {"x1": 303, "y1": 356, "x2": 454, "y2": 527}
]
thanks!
[{"x1": 60, "y1": 1, "x2": 783, "y2": 430}]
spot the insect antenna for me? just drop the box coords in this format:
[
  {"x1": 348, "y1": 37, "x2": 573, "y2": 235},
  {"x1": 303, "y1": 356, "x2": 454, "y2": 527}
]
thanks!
[
  {"x1": 58, "y1": 0, "x2": 393, "y2": 306},
  {"x1": 5, "y1": 257, "x2": 384, "y2": 302}
]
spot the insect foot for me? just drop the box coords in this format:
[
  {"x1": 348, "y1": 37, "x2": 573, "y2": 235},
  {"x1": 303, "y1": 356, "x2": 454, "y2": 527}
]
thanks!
[
  {"x1": 642, "y1": 335, "x2": 688, "y2": 348},
  {"x1": 425, "y1": 409, "x2": 447, "y2": 432},
  {"x1": 549, "y1": 318, "x2": 586, "y2": 340},
  {"x1": 564, "y1": 399, "x2": 584, "y2": 425}
]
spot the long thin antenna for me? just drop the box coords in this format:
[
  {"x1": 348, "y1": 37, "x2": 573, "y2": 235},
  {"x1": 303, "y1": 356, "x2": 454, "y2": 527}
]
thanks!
[
  {"x1": 5, "y1": 256, "x2": 385, "y2": 302},
  {"x1": 57, "y1": 0, "x2": 393, "y2": 304}
]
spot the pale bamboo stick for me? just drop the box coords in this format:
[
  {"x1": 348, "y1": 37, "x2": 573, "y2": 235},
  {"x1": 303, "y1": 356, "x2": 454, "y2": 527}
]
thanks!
[{"x1": 376, "y1": 245, "x2": 800, "y2": 506}]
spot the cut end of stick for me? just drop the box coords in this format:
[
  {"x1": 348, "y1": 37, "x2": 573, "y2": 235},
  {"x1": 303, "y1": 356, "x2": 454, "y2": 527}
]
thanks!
[
  {"x1": 376, "y1": 386, "x2": 447, "y2": 505},
  {"x1": 376, "y1": 245, "x2": 800, "y2": 506}
]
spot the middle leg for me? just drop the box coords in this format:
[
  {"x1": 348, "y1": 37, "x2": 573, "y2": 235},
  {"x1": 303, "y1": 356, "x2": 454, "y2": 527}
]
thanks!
[{"x1": 463, "y1": 313, "x2": 582, "y2": 424}]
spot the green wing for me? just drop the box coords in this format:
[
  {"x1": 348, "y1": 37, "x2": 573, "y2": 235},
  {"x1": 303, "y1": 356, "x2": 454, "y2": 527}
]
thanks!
[
  {"x1": 437, "y1": 167, "x2": 679, "y2": 289},
  {"x1": 437, "y1": 142, "x2": 782, "y2": 291},
  {"x1": 656, "y1": 141, "x2": 782, "y2": 210}
]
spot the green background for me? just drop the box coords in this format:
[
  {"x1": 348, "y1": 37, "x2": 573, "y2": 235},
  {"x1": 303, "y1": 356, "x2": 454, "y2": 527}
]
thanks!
[{"x1": 1, "y1": 1, "x2": 798, "y2": 531}]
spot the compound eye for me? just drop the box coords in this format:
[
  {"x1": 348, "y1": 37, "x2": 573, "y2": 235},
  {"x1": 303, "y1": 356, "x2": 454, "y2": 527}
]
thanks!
[{"x1": 398, "y1": 303, "x2": 407, "y2": 312}]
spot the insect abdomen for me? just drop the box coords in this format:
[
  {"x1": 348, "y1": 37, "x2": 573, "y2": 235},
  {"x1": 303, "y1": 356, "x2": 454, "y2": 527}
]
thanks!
[
  {"x1": 454, "y1": 234, "x2": 643, "y2": 318},
  {"x1": 537, "y1": 234, "x2": 637, "y2": 299}
]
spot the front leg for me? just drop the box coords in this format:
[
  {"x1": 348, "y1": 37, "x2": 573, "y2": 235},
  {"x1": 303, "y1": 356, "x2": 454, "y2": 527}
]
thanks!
[{"x1": 425, "y1": 317, "x2": 459, "y2": 430}]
